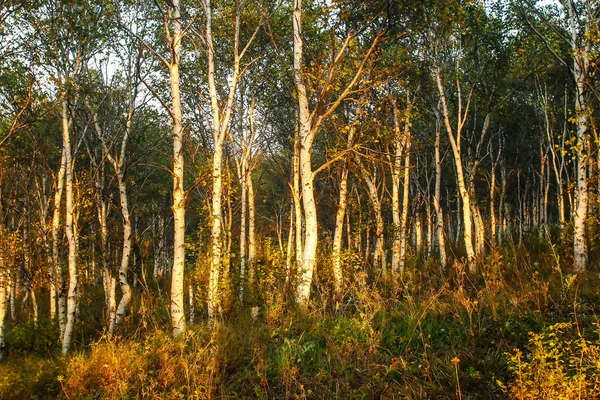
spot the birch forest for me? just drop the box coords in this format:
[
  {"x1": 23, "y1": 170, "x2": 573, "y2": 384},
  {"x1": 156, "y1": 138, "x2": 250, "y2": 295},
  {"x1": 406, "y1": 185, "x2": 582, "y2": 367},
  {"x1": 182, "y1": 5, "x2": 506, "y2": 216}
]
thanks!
[{"x1": 1, "y1": 0, "x2": 600, "y2": 398}]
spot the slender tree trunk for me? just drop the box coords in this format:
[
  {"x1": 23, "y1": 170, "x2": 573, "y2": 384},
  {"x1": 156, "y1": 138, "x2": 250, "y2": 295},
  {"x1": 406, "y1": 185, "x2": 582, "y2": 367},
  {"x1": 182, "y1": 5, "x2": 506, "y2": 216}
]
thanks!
[
  {"x1": 0, "y1": 239, "x2": 6, "y2": 360},
  {"x1": 285, "y1": 204, "x2": 294, "y2": 283},
  {"x1": 188, "y1": 282, "x2": 195, "y2": 324},
  {"x1": 363, "y1": 169, "x2": 384, "y2": 272},
  {"x1": 332, "y1": 165, "x2": 349, "y2": 296},
  {"x1": 168, "y1": 0, "x2": 186, "y2": 337},
  {"x1": 62, "y1": 99, "x2": 78, "y2": 355},
  {"x1": 398, "y1": 129, "x2": 411, "y2": 273},
  {"x1": 434, "y1": 115, "x2": 447, "y2": 268},
  {"x1": 52, "y1": 145, "x2": 66, "y2": 333},
  {"x1": 294, "y1": 0, "x2": 318, "y2": 306},
  {"x1": 292, "y1": 132, "x2": 303, "y2": 270},
  {"x1": 391, "y1": 101, "x2": 403, "y2": 272},
  {"x1": 109, "y1": 172, "x2": 132, "y2": 335},
  {"x1": 332, "y1": 107, "x2": 358, "y2": 296},
  {"x1": 247, "y1": 169, "x2": 256, "y2": 281},
  {"x1": 415, "y1": 215, "x2": 422, "y2": 256},
  {"x1": 570, "y1": 0, "x2": 589, "y2": 271},
  {"x1": 238, "y1": 160, "x2": 247, "y2": 299},
  {"x1": 435, "y1": 69, "x2": 476, "y2": 271},
  {"x1": 204, "y1": 0, "x2": 243, "y2": 318}
]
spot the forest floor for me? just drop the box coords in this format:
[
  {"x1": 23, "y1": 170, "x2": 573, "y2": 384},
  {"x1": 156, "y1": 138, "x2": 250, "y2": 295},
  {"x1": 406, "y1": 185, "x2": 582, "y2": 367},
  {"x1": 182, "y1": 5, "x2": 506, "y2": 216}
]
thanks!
[{"x1": 1, "y1": 237, "x2": 600, "y2": 399}]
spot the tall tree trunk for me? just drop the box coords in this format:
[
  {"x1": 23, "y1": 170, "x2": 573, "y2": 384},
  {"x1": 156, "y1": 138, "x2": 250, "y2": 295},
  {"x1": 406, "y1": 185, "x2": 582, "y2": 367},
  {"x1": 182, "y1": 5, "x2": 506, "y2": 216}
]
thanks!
[
  {"x1": 435, "y1": 69, "x2": 476, "y2": 272},
  {"x1": 292, "y1": 132, "x2": 303, "y2": 270},
  {"x1": 52, "y1": 145, "x2": 66, "y2": 333},
  {"x1": 109, "y1": 172, "x2": 132, "y2": 335},
  {"x1": 168, "y1": 0, "x2": 186, "y2": 337},
  {"x1": 62, "y1": 99, "x2": 78, "y2": 355},
  {"x1": 0, "y1": 231, "x2": 6, "y2": 360},
  {"x1": 204, "y1": 0, "x2": 245, "y2": 318},
  {"x1": 398, "y1": 127, "x2": 411, "y2": 274},
  {"x1": 434, "y1": 113, "x2": 447, "y2": 268},
  {"x1": 391, "y1": 100, "x2": 403, "y2": 272},
  {"x1": 569, "y1": 0, "x2": 589, "y2": 272},
  {"x1": 332, "y1": 165, "x2": 349, "y2": 297},
  {"x1": 362, "y1": 168, "x2": 385, "y2": 272},
  {"x1": 247, "y1": 168, "x2": 256, "y2": 282},
  {"x1": 285, "y1": 203, "x2": 294, "y2": 283},
  {"x1": 332, "y1": 106, "x2": 358, "y2": 297},
  {"x1": 294, "y1": 0, "x2": 317, "y2": 306},
  {"x1": 238, "y1": 159, "x2": 248, "y2": 299}
]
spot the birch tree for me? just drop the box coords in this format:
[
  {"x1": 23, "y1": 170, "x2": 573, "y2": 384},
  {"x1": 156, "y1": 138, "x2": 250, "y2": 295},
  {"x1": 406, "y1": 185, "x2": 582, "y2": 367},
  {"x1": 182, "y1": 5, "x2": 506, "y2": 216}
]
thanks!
[{"x1": 293, "y1": 0, "x2": 382, "y2": 306}]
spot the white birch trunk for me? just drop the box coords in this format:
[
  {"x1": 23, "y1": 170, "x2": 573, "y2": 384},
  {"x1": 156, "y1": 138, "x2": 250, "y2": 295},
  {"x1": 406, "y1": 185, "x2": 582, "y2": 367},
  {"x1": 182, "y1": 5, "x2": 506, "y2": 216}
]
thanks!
[
  {"x1": 0, "y1": 243, "x2": 6, "y2": 360},
  {"x1": 569, "y1": 0, "x2": 589, "y2": 272},
  {"x1": 62, "y1": 99, "x2": 78, "y2": 355},
  {"x1": 332, "y1": 109, "x2": 358, "y2": 296},
  {"x1": 247, "y1": 169, "x2": 256, "y2": 280},
  {"x1": 292, "y1": 133, "x2": 303, "y2": 270},
  {"x1": 391, "y1": 101, "x2": 403, "y2": 271},
  {"x1": 294, "y1": 0, "x2": 317, "y2": 306},
  {"x1": 168, "y1": 0, "x2": 186, "y2": 337},
  {"x1": 398, "y1": 128, "x2": 411, "y2": 274},
  {"x1": 238, "y1": 159, "x2": 247, "y2": 299},
  {"x1": 52, "y1": 144, "x2": 66, "y2": 332},
  {"x1": 434, "y1": 115, "x2": 447, "y2": 268},
  {"x1": 435, "y1": 69, "x2": 476, "y2": 271}
]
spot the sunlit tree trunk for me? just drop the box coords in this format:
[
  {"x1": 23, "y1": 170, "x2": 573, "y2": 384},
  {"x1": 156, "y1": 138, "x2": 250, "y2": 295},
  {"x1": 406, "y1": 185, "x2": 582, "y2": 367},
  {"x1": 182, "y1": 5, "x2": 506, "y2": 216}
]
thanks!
[
  {"x1": 247, "y1": 168, "x2": 256, "y2": 282},
  {"x1": 398, "y1": 122, "x2": 412, "y2": 274},
  {"x1": 62, "y1": 99, "x2": 78, "y2": 355},
  {"x1": 391, "y1": 100, "x2": 403, "y2": 272},
  {"x1": 362, "y1": 167, "x2": 385, "y2": 272},
  {"x1": 332, "y1": 107, "x2": 359, "y2": 297},
  {"x1": 434, "y1": 113, "x2": 447, "y2": 268},
  {"x1": 568, "y1": 0, "x2": 589, "y2": 272},
  {"x1": 167, "y1": 0, "x2": 186, "y2": 337},
  {"x1": 285, "y1": 204, "x2": 294, "y2": 283},
  {"x1": 332, "y1": 165, "x2": 350, "y2": 296},
  {"x1": 237, "y1": 157, "x2": 247, "y2": 298},
  {"x1": 188, "y1": 282, "x2": 195, "y2": 325},
  {"x1": 0, "y1": 239, "x2": 5, "y2": 360},
  {"x1": 52, "y1": 144, "x2": 66, "y2": 334},
  {"x1": 435, "y1": 69, "x2": 476, "y2": 272},
  {"x1": 292, "y1": 132, "x2": 303, "y2": 270},
  {"x1": 203, "y1": 0, "x2": 253, "y2": 318},
  {"x1": 293, "y1": 0, "x2": 317, "y2": 306}
]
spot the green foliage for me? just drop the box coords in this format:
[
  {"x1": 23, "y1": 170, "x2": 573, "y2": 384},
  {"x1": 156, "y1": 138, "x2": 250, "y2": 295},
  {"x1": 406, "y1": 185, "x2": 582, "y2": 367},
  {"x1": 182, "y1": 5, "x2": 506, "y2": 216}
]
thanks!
[
  {"x1": 501, "y1": 322, "x2": 600, "y2": 399},
  {"x1": 5, "y1": 320, "x2": 59, "y2": 357}
]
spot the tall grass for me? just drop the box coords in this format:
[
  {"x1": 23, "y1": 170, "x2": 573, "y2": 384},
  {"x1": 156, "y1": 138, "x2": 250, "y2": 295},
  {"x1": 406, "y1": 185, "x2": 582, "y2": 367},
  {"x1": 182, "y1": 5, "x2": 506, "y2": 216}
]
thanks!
[{"x1": 1, "y1": 236, "x2": 599, "y2": 399}]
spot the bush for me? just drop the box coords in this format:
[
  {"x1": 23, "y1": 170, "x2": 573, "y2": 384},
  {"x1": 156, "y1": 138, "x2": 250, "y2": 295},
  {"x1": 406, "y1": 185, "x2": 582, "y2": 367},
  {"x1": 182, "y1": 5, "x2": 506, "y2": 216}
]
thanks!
[
  {"x1": 5, "y1": 320, "x2": 59, "y2": 357},
  {"x1": 501, "y1": 322, "x2": 600, "y2": 399}
]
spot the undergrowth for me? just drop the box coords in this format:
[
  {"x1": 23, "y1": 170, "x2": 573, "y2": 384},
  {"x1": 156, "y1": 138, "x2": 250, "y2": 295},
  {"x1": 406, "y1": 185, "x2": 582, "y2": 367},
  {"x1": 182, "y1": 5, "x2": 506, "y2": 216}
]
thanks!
[{"x1": 1, "y1": 238, "x2": 599, "y2": 399}]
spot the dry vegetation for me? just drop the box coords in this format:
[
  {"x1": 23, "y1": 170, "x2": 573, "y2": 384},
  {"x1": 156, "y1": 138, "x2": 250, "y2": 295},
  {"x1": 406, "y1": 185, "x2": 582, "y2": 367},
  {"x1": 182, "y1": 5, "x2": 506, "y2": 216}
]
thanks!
[{"x1": 1, "y1": 236, "x2": 599, "y2": 399}]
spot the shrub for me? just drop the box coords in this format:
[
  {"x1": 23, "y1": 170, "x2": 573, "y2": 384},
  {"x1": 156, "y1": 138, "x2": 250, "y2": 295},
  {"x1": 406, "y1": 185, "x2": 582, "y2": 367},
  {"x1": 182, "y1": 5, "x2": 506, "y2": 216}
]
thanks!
[{"x1": 501, "y1": 322, "x2": 600, "y2": 399}]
